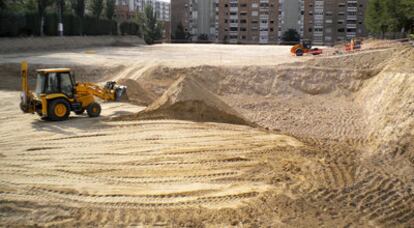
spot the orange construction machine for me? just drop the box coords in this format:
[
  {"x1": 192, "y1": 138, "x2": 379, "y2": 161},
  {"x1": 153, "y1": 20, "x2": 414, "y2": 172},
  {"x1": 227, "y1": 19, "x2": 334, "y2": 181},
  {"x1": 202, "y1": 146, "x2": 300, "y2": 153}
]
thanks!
[
  {"x1": 345, "y1": 38, "x2": 362, "y2": 52},
  {"x1": 291, "y1": 39, "x2": 323, "y2": 56}
]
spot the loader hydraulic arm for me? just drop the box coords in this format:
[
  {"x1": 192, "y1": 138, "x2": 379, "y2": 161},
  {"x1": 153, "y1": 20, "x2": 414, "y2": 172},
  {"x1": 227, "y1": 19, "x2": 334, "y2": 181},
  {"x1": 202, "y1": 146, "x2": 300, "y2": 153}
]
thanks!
[{"x1": 76, "y1": 81, "x2": 126, "y2": 102}]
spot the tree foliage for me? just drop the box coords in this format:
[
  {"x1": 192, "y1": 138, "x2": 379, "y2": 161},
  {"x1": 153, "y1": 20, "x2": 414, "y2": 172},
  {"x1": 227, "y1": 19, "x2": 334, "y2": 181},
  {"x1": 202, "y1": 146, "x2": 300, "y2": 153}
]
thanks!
[
  {"x1": 282, "y1": 29, "x2": 300, "y2": 42},
  {"x1": 70, "y1": 0, "x2": 85, "y2": 35},
  {"x1": 365, "y1": 0, "x2": 414, "y2": 37},
  {"x1": 0, "y1": 0, "x2": 37, "y2": 12},
  {"x1": 173, "y1": 22, "x2": 191, "y2": 41},
  {"x1": 140, "y1": 5, "x2": 162, "y2": 44},
  {"x1": 105, "y1": 0, "x2": 115, "y2": 20},
  {"x1": 90, "y1": 0, "x2": 103, "y2": 20},
  {"x1": 0, "y1": 0, "x2": 6, "y2": 9},
  {"x1": 37, "y1": 0, "x2": 54, "y2": 35}
]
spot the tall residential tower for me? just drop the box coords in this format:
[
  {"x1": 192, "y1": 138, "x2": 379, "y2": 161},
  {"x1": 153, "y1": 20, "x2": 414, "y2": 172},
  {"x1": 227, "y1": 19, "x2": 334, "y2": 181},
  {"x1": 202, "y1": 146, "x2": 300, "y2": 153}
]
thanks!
[
  {"x1": 217, "y1": 0, "x2": 279, "y2": 44},
  {"x1": 303, "y1": 0, "x2": 367, "y2": 45}
]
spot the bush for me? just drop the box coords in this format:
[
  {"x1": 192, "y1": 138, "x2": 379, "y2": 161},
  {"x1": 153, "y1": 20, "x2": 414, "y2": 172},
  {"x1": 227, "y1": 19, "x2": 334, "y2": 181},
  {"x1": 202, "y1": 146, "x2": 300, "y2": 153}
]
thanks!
[
  {"x1": 85, "y1": 16, "x2": 117, "y2": 35},
  {"x1": 0, "y1": 11, "x2": 26, "y2": 36},
  {"x1": 120, "y1": 21, "x2": 140, "y2": 36}
]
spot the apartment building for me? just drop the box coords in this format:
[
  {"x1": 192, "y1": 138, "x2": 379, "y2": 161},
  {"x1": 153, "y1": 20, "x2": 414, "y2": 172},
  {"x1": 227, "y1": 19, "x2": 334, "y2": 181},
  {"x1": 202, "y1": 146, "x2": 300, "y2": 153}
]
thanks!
[
  {"x1": 115, "y1": 0, "x2": 170, "y2": 22},
  {"x1": 217, "y1": 0, "x2": 279, "y2": 44},
  {"x1": 278, "y1": 0, "x2": 304, "y2": 41},
  {"x1": 187, "y1": 0, "x2": 217, "y2": 41},
  {"x1": 303, "y1": 0, "x2": 367, "y2": 45},
  {"x1": 115, "y1": 0, "x2": 136, "y2": 21},
  {"x1": 171, "y1": 0, "x2": 190, "y2": 40},
  {"x1": 135, "y1": 0, "x2": 170, "y2": 21},
  {"x1": 170, "y1": 0, "x2": 368, "y2": 45}
]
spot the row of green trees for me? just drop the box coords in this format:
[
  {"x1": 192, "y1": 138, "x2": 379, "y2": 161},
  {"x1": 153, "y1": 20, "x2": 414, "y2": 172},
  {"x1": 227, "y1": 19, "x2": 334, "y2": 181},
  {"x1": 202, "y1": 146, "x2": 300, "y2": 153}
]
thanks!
[
  {"x1": 0, "y1": 0, "x2": 117, "y2": 36},
  {"x1": 365, "y1": 0, "x2": 414, "y2": 37},
  {"x1": 0, "y1": 0, "x2": 163, "y2": 44},
  {"x1": 0, "y1": 12, "x2": 118, "y2": 36},
  {"x1": 136, "y1": 5, "x2": 163, "y2": 44}
]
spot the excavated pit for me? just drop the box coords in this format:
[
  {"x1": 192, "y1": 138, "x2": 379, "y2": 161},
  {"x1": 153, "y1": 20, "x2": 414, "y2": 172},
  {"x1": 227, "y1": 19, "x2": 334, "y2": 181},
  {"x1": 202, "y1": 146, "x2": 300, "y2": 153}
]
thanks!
[{"x1": 0, "y1": 44, "x2": 413, "y2": 227}]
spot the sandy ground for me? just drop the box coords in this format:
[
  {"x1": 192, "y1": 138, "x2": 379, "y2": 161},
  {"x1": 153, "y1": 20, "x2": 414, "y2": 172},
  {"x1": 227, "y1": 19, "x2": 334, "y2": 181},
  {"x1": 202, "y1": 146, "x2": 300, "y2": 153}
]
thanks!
[
  {"x1": 0, "y1": 43, "x2": 413, "y2": 227},
  {"x1": 0, "y1": 43, "x2": 305, "y2": 67}
]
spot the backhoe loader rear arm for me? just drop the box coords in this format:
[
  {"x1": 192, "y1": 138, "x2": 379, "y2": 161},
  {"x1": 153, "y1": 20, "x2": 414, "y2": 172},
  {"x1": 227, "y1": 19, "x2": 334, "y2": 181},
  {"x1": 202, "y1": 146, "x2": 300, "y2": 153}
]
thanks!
[{"x1": 20, "y1": 61, "x2": 35, "y2": 113}]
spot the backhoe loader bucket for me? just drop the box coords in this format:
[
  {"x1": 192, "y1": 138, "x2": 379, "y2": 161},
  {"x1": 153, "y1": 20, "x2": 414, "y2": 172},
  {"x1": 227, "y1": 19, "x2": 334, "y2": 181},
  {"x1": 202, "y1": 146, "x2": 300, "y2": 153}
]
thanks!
[
  {"x1": 115, "y1": 85, "x2": 127, "y2": 101},
  {"x1": 104, "y1": 81, "x2": 127, "y2": 101}
]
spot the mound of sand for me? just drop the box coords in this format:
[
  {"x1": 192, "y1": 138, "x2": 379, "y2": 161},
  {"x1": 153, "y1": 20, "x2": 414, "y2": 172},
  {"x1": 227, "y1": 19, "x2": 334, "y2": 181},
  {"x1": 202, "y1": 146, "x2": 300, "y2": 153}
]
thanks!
[
  {"x1": 117, "y1": 79, "x2": 156, "y2": 106},
  {"x1": 136, "y1": 76, "x2": 251, "y2": 126},
  {"x1": 134, "y1": 49, "x2": 395, "y2": 100},
  {"x1": 357, "y1": 47, "x2": 414, "y2": 174}
]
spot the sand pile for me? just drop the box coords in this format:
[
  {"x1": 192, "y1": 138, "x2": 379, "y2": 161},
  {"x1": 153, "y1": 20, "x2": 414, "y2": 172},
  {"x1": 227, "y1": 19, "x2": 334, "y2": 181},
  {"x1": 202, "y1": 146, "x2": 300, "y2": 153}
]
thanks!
[
  {"x1": 361, "y1": 39, "x2": 405, "y2": 50},
  {"x1": 127, "y1": 47, "x2": 412, "y2": 143},
  {"x1": 135, "y1": 76, "x2": 251, "y2": 125},
  {"x1": 135, "y1": 49, "x2": 394, "y2": 99},
  {"x1": 357, "y1": 47, "x2": 414, "y2": 179},
  {"x1": 117, "y1": 79, "x2": 156, "y2": 106}
]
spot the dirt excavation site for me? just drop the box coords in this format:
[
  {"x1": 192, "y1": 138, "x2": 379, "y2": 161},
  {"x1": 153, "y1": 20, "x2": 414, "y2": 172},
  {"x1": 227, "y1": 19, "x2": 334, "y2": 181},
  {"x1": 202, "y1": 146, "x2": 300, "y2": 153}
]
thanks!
[{"x1": 0, "y1": 42, "x2": 413, "y2": 227}]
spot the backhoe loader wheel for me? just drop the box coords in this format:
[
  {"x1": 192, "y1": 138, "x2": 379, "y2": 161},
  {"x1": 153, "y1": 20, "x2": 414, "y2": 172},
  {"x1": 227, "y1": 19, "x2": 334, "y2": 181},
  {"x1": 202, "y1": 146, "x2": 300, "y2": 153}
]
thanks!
[
  {"x1": 296, "y1": 49, "x2": 304, "y2": 56},
  {"x1": 48, "y1": 99, "x2": 70, "y2": 121},
  {"x1": 87, "y1": 103, "x2": 101, "y2": 118}
]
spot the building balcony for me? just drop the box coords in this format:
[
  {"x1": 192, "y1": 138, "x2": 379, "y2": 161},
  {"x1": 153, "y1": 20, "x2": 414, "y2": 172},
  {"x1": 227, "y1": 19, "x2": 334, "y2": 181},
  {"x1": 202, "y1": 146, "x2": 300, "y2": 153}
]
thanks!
[
  {"x1": 347, "y1": 15, "x2": 357, "y2": 20},
  {"x1": 346, "y1": 24, "x2": 357, "y2": 29},
  {"x1": 260, "y1": 15, "x2": 269, "y2": 20},
  {"x1": 347, "y1": 7, "x2": 357, "y2": 12}
]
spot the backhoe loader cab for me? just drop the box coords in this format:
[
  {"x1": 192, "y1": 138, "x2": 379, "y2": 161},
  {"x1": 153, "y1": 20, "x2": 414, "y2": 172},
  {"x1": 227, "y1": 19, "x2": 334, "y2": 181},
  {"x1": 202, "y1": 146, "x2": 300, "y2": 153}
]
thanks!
[
  {"x1": 20, "y1": 62, "x2": 127, "y2": 121},
  {"x1": 35, "y1": 69, "x2": 75, "y2": 98}
]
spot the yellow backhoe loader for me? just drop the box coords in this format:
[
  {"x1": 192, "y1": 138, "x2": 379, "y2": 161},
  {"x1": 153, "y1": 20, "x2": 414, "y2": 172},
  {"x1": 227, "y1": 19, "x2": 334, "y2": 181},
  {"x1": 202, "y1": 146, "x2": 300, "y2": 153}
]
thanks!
[{"x1": 20, "y1": 62, "x2": 127, "y2": 121}]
